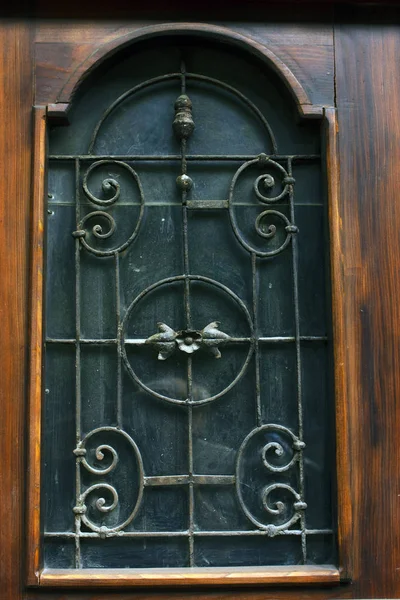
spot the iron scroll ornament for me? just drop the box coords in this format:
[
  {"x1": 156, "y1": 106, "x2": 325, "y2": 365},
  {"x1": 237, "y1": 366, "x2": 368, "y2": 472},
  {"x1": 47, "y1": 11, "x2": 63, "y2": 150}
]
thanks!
[
  {"x1": 73, "y1": 427, "x2": 144, "y2": 535},
  {"x1": 229, "y1": 154, "x2": 298, "y2": 258},
  {"x1": 145, "y1": 321, "x2": 231, "y2": 360},
  {"x1": 46, "y1": 52, "x2": 329, "y2": 569},
  {"x1": 72, "y1": 160, "x2": 145, "y2": 256},
  {"x1": 121, "y1": 275, "x2": 255, "y2": 406},
  {"x1": 236, "y1": 424, "x2": 307, "y2": 534},
  {"x1": 73, "y1": 424, "x2": 306, "y2": 536}
]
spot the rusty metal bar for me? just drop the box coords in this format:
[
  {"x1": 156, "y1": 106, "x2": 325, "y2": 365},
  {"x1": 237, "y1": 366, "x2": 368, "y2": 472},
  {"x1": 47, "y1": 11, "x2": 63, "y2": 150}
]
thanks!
[
  {"x1": 48, "y1": 153, "x2": 320, "y2": 162},
  {"x1": 46, "y1": 336, "x2": 328, "y2": 345},
  {"x1": 44, "y1": 527, "x2": 333, "y2": 539},
  {"x1": 115, "y1": 251, "x2": 122, "y2": 428},
  {"x1": 186, "y1": 200, "x2": 229, "y2": 209},
  {"x1": 288, "y1": 156, "x2": 307, "y2": 563},
  {"x1": 74, "y1": 158, "x2": 82, "y2": 569},
  {"x1": 144, "y1": 474, "x2": 236, "y2": 486}
]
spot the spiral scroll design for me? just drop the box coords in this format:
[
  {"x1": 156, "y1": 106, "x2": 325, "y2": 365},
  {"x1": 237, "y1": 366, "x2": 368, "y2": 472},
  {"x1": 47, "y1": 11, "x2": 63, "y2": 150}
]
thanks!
[
  {"x1": 253, "y1": 157, "x2": 295, "y2": 204},
  {"x1": 78, "y1": 443, "x2": 119, "y2": 476},
  {"x1": 77, "y1": 211, "x2": 116, "y2": 241},
  {"x1": 83, "y1": 161, "x2": 123, "y2": 207},
  {"x1": 236, "y1": 424, "x2": 306, "y2": 533},
  {"x1": 82, "y1": 483, "x2": 119, "y2": 514},
  {"x1": 260, "y1": 483, "x2": 306, "y2": 535},
  {"x1": 73, "y1": 427, "x2": 145, "y2": 534},
  {"x1": 262, "y1": 484, "x2": 300, "y2": 515},
  {"x1": 229, "y1": 155, "x2": 297, "y2": 258},
  {"x1": 73, "y1": 160, "x2": 145, "y2": 256},
  {"x1": 254, "y1": 210, "x2": 296, "y2": 256}
]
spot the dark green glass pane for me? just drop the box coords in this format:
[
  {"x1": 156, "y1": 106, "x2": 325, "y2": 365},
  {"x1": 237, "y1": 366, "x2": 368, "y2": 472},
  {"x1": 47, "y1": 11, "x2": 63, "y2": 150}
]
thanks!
[{"x1": 43, "y1": 38, "x2": 335, "y2": 570}]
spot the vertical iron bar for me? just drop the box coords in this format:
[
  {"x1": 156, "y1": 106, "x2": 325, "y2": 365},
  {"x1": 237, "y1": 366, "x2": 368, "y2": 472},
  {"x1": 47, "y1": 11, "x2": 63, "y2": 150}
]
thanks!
[
  {"x1": 115, "y1": 251, "x2": 122, "y2": 428},
  {"x1": 252, "y1": 252, "x2": 262, "y2": 427},
  {"x1": 288, "y1": 157, "x2": 307, "y2": 563},
  {"x1": 188, "y1": 397, "x2": 194, "y2": 566},
  {"x1": 74, "y1": 158, "x2": 82, "y2": 568},
  {"x1": 182, "y1": 166, "x2": 191, "y2": 328},
  {"x1": 180, "y1": 59, "x2": 194, "y2": 567},
  {"x1": 180, "y1": 60, "x2": 186, "y2": 95}
]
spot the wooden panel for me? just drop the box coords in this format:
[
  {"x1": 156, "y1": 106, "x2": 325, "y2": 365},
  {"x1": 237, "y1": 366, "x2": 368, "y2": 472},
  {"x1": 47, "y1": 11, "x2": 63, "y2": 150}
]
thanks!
[
  {"x1": 35, "y1": 41, "x2": 92, "y2": 105},
  {"x1": 27, "y1": 587, "x2": 352, "y2": 600},
  {"x1": 234, "y1": 24, "x2": 334, "y2": 107},
  {"x1": 323, "y1": 107, "x2": 352, "y2": 580},
  {"x1": 34, "y1": 20, "x2": 333, "y2": 109},
  {"x1": 40, "y1": 566, "x2": 340, "y2": 587},
  {"x1": 29, "y1": 14, "x2": 341, "y2": 599},
  {"x1": 0, "y1": 20, "x2": 34, "y2": 600},
  {"x1": 27, "y1": 107, "x2": 47, "y2": 586},
  {"x1": 334, "y1": 16, "x2": 400, "y2": 599},
  {"x1": 28, "y1": 16, "x2": 342, "y2": 591},
  {"x1": 0, "y1": 8, "x2": 398, "y2": 600}
]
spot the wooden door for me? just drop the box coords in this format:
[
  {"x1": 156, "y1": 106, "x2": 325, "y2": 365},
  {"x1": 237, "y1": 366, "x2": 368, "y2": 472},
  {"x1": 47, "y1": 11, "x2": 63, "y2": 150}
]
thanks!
[{"x1": 1, "y1": 3, "x2": 400, "y2": 599}]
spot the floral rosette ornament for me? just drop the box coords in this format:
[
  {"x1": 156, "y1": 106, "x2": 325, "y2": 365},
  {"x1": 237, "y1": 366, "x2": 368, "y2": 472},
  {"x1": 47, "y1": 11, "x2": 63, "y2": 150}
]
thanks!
[{"x1": 145, "y1": 321, "x2": 231, "y2": 360}]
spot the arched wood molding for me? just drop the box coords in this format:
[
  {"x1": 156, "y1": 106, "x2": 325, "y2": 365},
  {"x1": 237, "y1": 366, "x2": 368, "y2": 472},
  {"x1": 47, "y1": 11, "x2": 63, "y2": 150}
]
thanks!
[{"x1": 47, "y1": 22, "x2": 325, "y2": 123}]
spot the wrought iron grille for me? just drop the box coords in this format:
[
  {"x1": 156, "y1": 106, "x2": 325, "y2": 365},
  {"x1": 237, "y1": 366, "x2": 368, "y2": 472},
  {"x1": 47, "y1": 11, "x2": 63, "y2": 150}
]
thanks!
[{"x1": 43, "y1": 43, "x2": 335, "y2": 570}]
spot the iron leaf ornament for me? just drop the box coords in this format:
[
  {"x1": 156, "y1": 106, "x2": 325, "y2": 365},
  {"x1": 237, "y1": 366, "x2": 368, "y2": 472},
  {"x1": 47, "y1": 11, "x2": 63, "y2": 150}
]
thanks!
[{"x1": 145, "y1": 321, "x2": 230, "y2": 361}]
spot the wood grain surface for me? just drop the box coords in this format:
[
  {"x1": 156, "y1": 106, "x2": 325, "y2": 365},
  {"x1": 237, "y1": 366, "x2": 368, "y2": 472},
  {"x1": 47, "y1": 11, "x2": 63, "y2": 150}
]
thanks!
[
  {"x1": 34, "y1": 19, "x2": 334, "y2": 109},
  {"x1": 324, "y1": 107, "x2": 353, "y2": 581},
  {"x1": 40, "y1": 565, "x2": 340, "y2": 587},
  {"x1": 2, "y1": 6, "x2": 400, "y2": 600},
  {"x1": 0, "y1": 18, "x2": 34, "y2": 600},
  {"x1": 26, "y1": 107, "x2": 47, "y2": 586},
  {"x1": 334, "y1": 16, "x2": 400, "y2": 598}
]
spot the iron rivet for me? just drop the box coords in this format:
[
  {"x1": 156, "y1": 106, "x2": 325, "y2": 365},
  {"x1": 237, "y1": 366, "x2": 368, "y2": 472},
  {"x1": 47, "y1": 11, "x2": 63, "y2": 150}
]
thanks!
[
  {"x1": 176, "y1": 174, "x2": 193, "y2": 190},
  {"x1": 258, "y1": 153, "x2": 270, "y2": 167}
]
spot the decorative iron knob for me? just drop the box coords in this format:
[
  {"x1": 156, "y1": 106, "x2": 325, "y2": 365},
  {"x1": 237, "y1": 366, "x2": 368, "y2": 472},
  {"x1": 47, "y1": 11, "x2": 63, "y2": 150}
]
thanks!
[{"x1": 173, "y1": 94, "x2": 195, "y2": 140}]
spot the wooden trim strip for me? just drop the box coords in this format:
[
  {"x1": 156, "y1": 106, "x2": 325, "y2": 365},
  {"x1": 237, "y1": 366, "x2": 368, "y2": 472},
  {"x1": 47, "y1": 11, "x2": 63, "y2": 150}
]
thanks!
[
  {"x1": 324, "y1": 107, "x2": 353, "y2": 581},
  {"x1": 26, "y1": 107, "x2": 47, "y2": 586},
  {"x1": 40, "y1": 565, "x2": 340, "y2": 587},
  {"x1": 56, "y1": 22, "x2": 316, "y2": 117},
  {"x1": 27, "y1": 83, "x2": 344, "y2": 595}
]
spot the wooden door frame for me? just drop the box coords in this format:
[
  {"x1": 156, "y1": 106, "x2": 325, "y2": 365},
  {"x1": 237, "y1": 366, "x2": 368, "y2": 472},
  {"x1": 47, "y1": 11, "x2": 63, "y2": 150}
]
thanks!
[
  {"x1": 1, "y1": 3, "x2": 400, "y2": 599},
  {"x1": 26, "y1": 21, "x2": 349, "y2": 588}
]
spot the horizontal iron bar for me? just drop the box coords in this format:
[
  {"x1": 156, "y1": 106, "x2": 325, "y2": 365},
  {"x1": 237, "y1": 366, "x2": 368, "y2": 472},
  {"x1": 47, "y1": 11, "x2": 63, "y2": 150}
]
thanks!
[
  {"x1": 186, "y1": 200, "x2": 229, "y2": 209},
  {"x1": 44, "y1": 528, "x2": 333, "y2": 539},
  {"x1": 259, "y1": 336, "x2": 328, "y2": 343},
  {"x1": 47, "y1": 201, "x2": 324, "y2": 207},
  {"x1": 46, "y1": 338, "x2": 117, "y2": 344},
  {"x1": 44, "y1": 531, "x2": 189, "y2": 538},
  {"x1": 48, "y1": 154, "x2": 320, "y2": 162},
  {"x1": 192, "y1": 528, "x2": 333, "y2": 537},
  {"x1": 145, "y1": 474, "x2": 235, "y2": 487},
  {"x1": 46, "y1": 336, "x2": 328, "y2": 345}
]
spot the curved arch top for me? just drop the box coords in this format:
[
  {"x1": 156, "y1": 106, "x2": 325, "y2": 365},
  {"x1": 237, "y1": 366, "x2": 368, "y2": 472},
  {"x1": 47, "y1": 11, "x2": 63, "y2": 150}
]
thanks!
[
  {"x1": 88, "y1": 71, "x2": 278, "y2": 154},
  {"x1": 54, "y1": 22, "x2": 324, "y2": 120}
]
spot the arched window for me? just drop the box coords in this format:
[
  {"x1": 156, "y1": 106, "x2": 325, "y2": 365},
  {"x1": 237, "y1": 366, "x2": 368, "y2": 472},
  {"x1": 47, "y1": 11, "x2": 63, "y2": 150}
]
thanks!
[{"x1": 35, "y1": 29, "x2": 341, "y2": 586}]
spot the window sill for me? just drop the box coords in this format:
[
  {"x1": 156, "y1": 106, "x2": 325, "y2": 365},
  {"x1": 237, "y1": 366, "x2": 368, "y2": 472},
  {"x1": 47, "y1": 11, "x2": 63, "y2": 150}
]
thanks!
[{"x1": 38, "y1": 565, "x2": 340, "y2": 587}]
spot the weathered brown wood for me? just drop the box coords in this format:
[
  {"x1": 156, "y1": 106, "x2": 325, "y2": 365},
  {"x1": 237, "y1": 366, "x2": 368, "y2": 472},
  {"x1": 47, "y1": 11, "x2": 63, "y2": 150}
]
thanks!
[
  {"x1": 34, "y1": 20, "x2": 334, "y2": 110},
  {"x1": 40, "y1": 565, "x2": 340, "y2": 587},
  {"x1": 0, "y1": 8, "x2": 398, "y2": 600},
  {"x1": 27, "y1": 20, "x2": 343, "y2": 590},
  {"x1": 46, "y1": 103, "x2": 70, "y2": 124},
  {"x1": 323, "y1": 107, "x2": 352, "y2": 581},
  {"x1": 334, "y1": 15, "x2": 400, "y2": 598},
  {"x1": 27, "y1": 107, "x2": 47, "y2": 586},
  {"x1": 0, "y1": 19, "x2": 34, "y2": 600},
  {"x1": 27, "y1": 586, "x2": 352, "y2": 600},
  {"x1": 42, "y1": 23, "x2": 319, "y2": 116}
]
